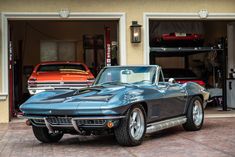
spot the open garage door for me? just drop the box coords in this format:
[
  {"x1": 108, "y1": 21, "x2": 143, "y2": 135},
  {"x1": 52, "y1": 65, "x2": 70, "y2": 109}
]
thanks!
[
  {"x1": 8, "y1": 20, "x2": 119, "y2": 117},
  {"x1": 149, "y1": 20, "x2": 235, "y2": 111}
]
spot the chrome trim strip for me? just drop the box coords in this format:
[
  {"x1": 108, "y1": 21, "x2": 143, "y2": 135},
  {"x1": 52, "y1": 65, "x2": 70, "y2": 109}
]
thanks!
[
  {"x1": 28, "y1": 80, "x2": 94, "y2": 83},
  {"x1": 50, "y1": 125, "x2": 73, "y2": 127},
  {"x1": 146, "y1": 116, "x2": 187, "y2": 134},
  {"x1": 71, "y1": 119, "x2": 82, "y2": 134},
  {"x1": 28, "y1": 86, "x2": 86, "y2": 90},
  {"x1": 31, "y1": 119, "x2": 74, "y2": 128},
  {"x1": 20, "y1": 116, "x2": 47, "y2": 119},
  {"x1": 72, "y1": 116, "x2": 126, "y2": 120},
  {"x1": 44, "y1": 118, "x2": 55, "y2": 133},
  {"x1": 22, "y1": 115, "x2": 125, "y2": 120}
]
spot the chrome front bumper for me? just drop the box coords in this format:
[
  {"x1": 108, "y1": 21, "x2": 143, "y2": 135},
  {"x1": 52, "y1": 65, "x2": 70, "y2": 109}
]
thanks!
[
  {"x1": 28, "y1": 86, "x2": 87, "y2": 95},
  {"x1": 22, "y1": 115, "x2": 125, "y2": 134},
  {"x1": 28, "y1": 81, "x2": 94, "y2": 95}
]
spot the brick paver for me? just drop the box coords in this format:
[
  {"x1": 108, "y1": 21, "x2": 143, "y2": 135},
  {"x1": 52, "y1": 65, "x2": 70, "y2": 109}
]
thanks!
[{"x1": 0, "y1": 118, "x2": 235, "y2": 157}]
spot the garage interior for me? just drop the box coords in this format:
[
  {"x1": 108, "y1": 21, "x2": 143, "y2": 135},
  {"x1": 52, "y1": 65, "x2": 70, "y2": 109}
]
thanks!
[
  {"x1": 9, "y1": 20, "x2": 119, "y2": 117},
  {"x1": 149, "y1": 20, "x2": 235, "y2": 111}
]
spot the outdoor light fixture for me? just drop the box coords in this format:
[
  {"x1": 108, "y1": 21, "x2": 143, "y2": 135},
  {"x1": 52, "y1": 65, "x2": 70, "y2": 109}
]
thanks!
[{"x1": 130, "y1": 21, "x2": 142, "y2": 43}]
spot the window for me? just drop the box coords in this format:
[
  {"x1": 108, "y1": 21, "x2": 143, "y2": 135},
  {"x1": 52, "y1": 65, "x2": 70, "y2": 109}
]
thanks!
[
  {"x1": 37, "y1": 64, "x2": 86, "y2": 72},
  {"x1": 40, "y1": 41, "x2": 76, "y2": 62},
  {"x1": 159, "y1": 69, "x2": 165, "y2": 82}
]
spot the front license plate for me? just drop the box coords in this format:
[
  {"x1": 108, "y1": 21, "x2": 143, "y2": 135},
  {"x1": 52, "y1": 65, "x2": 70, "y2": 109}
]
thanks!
[{"x1": 175, "y1": 33, "x2": 186, "y2": 37}]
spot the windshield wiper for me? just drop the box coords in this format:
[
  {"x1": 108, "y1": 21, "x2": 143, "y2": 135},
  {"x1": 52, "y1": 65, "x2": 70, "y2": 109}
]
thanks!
[
  {"x1": 132, "y1": 80, "x2": 152, "y2": 84},
  {"x1": 98, "y1": 81, "x2": 122, "y2": 86},
  {"x1": 96, "y1": 81, "x2": 132, "y2": 86}
]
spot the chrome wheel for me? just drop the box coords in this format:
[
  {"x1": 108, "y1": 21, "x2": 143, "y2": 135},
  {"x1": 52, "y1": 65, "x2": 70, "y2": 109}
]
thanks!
[
  {"x1": 129, "y1": 108, "x2": 145, "y2": 140},
  {"x1": 193, "y1": 100, "x2": 203, "y2": 126}
]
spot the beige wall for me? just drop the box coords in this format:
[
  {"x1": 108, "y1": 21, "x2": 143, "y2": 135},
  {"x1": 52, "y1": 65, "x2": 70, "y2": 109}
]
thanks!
[
  {"x1": 1, "y1": 0, "x2": 235, "y2": 65},
  {"x1": 0, "y1": 99, "x2": 9, "y2": 123},
  {"x1": 0, "y1": 13, "x2": 2, "y2": 92},
  {"x1": 0, "y1": 0, "x2": 235, "y2": 123}
]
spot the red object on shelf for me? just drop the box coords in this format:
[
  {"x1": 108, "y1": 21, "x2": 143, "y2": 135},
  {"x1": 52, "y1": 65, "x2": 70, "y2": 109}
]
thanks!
[{"x1": 161, "y1": 33, "x2": 204, "y2": 41}]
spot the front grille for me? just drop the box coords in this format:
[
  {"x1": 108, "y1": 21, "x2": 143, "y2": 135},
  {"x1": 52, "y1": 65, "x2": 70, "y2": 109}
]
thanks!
[
  {"x1": 47, "y1": 117, "x2": 72, "y2": 125},
  {"x1": 32, "y1": 119, "x2": 45, "y2": 124},
  {"x1": 31, "y1": 117, "x2": 108, "y2": 126},
  {"x1": 76, "y1": 119, "x2": 106, "y2": 126}
]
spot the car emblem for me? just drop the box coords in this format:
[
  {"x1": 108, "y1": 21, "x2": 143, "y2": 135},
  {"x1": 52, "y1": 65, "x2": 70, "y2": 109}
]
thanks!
[
  {"x1": 66, "y1": 97, "x2": 72, "y2": 100},
  {"x1": 60, "y1": 82, "x2": 64, "y2": 85},
  {"x1": 49, "y1": 110, "x2": 52, "y2": 114}
]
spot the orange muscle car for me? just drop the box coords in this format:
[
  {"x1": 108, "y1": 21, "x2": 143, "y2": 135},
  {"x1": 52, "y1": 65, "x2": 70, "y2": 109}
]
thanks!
[{"x1": 28, "y1": 61, "x2": 95, "y2": 95}]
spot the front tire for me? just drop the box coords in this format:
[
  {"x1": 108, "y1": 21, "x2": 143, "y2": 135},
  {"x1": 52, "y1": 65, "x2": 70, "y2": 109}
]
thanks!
[
  {"x1": 114, "y1": 104, "x2": 146, "y2": 146},
  {"x1": 32, "y1": 126, "x2": 64, "y2": 143},
  {"x1": 183, "y1": 96, "x2": 204, "y2": 131}
]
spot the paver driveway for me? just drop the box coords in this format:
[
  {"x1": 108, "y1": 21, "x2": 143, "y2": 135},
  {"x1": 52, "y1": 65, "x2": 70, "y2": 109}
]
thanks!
[{"x1": 0, "y1": 118, "x2": 235, "y2": 157}]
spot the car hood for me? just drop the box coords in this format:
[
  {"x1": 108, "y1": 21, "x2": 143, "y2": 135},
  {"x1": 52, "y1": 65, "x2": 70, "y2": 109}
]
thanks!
[{"x1": 20, "y1": 85, "x2": 131, "y2": 115}]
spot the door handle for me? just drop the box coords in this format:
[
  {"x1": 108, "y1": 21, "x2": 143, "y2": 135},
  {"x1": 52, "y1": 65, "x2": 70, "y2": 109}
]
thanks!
[{"x1": 180, "y1": 90, "x2": 186, "y2": 93}]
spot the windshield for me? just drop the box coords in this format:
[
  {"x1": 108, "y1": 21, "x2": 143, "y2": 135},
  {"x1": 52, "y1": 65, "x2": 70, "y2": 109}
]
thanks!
[
  {"x1": 94, "y1": 66, "x2": 156, "y2": 86},
  {"x1": 37, "y1": 64, "x2": 86, "y2": 72}
]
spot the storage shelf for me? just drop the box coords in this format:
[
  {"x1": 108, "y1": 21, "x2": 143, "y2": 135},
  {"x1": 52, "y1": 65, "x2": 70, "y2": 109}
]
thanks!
[{"x1": 150, "y1": 47, "x2": 224, "y2": 57}]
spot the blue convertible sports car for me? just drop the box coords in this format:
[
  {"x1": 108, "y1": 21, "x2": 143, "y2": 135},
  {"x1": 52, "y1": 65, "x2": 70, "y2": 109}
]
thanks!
[{"x1": 20, "y1": 65, "x2": 209, "y2": 146}]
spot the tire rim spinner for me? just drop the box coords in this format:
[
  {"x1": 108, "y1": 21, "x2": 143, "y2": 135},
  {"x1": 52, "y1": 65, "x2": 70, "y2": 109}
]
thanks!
[
  {"x1": 129, "y1": 108, "x2": 145, "y2": 140},
  {"x1": 193, "y1": 100, "x2": 203, "y2": 127}
]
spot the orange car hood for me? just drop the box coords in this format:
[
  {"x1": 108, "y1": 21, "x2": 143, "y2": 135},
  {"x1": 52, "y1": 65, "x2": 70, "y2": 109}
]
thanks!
[{"x1": 34, "y1": 72, "x2": 91, "y2": 82}]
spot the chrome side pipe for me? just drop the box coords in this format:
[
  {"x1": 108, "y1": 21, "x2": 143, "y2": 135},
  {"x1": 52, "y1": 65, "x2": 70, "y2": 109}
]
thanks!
[{"x1": 146, "y1": 116, "x2": 187, "y2": 134}]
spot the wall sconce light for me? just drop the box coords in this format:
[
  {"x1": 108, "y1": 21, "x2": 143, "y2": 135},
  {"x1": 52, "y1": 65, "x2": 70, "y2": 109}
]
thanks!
[{"x1": 130, "y1": 21, "x2": 142, "y2": 43}]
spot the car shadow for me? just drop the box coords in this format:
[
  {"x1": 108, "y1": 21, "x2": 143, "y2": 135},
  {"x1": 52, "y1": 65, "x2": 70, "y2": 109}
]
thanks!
[
  {"x1": 145, "y1": 126, "x2": 184, "y2": 140},
  {"x1": 34, "y1": 127, "x2": 184, "y2": 147},
  {"x1": 31, "y1": 121, "x2": 217, "y2": 147},
  {"x1": 59, "y1": 134, "x2": 118, "y2": 146}
]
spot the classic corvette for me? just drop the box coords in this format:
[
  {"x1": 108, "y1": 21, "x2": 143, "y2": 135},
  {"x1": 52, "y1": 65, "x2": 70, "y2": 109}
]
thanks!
[
  {"x1": 20, "y1": 65, "x2": 209, "y2": 146},
  {"x1": 28, "y1": 61, "x2": 94, "y2": 95}
]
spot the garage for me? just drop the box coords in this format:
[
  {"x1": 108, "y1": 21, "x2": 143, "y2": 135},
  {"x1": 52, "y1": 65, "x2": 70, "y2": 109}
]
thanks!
[
  {"x1": 8, "y1": 19, "x2": 120, "y2": 117},
  {"x1": 148, "y1": 19, "x2": 235, "y2": 111}
]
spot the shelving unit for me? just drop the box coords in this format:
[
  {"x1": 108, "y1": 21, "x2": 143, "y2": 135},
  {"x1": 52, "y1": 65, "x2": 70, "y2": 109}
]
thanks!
[
  {"x1": 150, "y1": 45, "x2": 228, "y2": 110},
  {"x1": 150, "y1": 47, "x2": 223, "y2": 56}
]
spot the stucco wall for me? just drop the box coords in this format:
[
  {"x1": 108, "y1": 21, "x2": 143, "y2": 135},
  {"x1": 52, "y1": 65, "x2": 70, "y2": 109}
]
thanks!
[
  {"x1": 0, "y1": 99, "x2": 9, "y2": 123},
  {"x1": 0, "y1": 0, "x2": 234, "y2": 65},
  {"x1": 0, "y1": 0, "x2": 235, "y2": 123},
  {"x1": 0, "y1": 12, "x2": 2, "y2": 92}
]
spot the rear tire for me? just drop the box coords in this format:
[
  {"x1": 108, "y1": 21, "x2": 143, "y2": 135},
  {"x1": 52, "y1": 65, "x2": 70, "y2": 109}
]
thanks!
[
  {"x1": 114, "y1": 104, "x2": 146, "y2": 146},
  {"x1": 32, "y1": 126, "x2": 64, "y2": 143},
  {"x1": 183, "y1": 96, "x2": 204, "y2": 131}
]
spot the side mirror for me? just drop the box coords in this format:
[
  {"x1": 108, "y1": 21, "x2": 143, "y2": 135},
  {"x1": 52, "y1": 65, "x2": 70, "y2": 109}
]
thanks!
[{"x1": 168, "y1": 78, "x2": 176, "y2": 84}]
